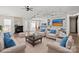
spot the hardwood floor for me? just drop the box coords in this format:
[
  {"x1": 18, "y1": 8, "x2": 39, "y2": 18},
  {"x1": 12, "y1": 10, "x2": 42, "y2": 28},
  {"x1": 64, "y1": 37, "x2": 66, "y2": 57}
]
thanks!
[
  {"x1": 13, "y1": 35, "x2": 55, "y2": 53},
  {"x1": 13, "y1": 33, "x2": 79, "y2": 53},
  {"x1": 70, "y1": 33, "x2": 79, "y2": 52}
]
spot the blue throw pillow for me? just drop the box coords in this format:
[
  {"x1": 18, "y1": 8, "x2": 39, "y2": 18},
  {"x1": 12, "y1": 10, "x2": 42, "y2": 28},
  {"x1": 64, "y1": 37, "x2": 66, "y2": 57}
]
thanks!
[
  {"x1": 4, "y1": 37, "x2": 16, "y2": 48},
  {"x1": 60, "y1": 36, "x2": 68, "y2": 47},
  {"x1": 50, "y1": 30, "x2": 56, "y2": 34},
  {"x1": 4, "y1": 32, "x2": 16, "y2": 48},
  {"x1": 40, "y1": 29, "x2": 45, "y2": 32},
  {"x1": 4, "y1": 32, "x2": 11, "y2": 38}
]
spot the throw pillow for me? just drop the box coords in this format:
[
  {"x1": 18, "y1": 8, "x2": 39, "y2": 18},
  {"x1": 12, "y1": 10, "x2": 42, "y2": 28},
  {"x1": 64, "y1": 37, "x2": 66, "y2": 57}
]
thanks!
[
  {"x1": 4, "y1": 32, "x2": 16, "y2": 48},
  {"x1": 4, "y1": 32, "x2": 11, "y2": 39},
  {"x1": 60, "y1": 36, "x2": 68, "y2": 47},
  {"x1": 4, "y1": 37, "x2": 16, "y2": 48},
  {"x1": 40, "y1": 29, "x2": 45, "y2": 32},
  {"x1": 50, "y1": 30, "x2": 56, "y2": 34}
]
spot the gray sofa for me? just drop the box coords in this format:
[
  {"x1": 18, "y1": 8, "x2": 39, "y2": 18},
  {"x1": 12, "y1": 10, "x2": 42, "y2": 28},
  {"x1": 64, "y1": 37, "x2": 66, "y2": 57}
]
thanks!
[{"x1": 0, "y1": 38, "x2": 26, "y2": 53}]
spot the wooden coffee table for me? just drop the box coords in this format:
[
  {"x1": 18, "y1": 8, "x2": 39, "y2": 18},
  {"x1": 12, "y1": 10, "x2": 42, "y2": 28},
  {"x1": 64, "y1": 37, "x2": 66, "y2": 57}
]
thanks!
[{"x1": 25, "y1": 35, "x2": 42, "y2": 46}]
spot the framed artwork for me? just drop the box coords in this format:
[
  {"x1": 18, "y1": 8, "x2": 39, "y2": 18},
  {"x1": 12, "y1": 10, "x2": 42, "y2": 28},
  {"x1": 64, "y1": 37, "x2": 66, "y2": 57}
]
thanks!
[{"x1": 52, "y1": 19, "x2": 63, "y2": 26}]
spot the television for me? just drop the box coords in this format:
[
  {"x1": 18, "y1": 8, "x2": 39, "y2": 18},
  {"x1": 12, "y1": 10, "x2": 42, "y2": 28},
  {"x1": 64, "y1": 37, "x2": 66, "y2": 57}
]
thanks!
[{"x1": 15, "y1": 25, "x2": 23, "y2": 33}]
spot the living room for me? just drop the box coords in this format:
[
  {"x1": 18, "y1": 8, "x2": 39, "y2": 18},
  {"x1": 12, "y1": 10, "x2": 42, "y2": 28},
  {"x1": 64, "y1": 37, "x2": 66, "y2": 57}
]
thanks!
[{"x1": 0, "y1": 6, "x2": 79, "y2": 53}]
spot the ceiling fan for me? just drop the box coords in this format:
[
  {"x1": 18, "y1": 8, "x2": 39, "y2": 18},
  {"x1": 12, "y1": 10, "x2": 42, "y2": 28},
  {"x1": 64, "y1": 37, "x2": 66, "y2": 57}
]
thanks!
[{"x1": 24, "y1": 6, "x2": 33, "y2": 11}]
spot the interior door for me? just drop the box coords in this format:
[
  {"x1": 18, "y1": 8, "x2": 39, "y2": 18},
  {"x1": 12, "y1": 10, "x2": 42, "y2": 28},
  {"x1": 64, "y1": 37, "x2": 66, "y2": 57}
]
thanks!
[{"x1": 70, "y1": 16, "x2": 78, "y2": 33}]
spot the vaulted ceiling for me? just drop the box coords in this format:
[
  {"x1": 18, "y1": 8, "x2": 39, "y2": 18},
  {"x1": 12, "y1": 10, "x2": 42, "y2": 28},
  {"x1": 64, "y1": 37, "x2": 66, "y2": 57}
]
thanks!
[{"x1": 0, "y1": 6, "x2": 79, "y2": 19}]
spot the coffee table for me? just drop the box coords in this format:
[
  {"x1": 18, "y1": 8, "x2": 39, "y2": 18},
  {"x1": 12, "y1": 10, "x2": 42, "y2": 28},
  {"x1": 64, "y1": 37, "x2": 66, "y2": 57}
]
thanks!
[{"x1": 25, "y1": 35, "x2": 42, "y2": 46}]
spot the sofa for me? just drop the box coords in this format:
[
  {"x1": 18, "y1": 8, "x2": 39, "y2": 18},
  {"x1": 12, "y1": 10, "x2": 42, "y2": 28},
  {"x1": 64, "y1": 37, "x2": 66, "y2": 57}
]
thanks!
[
  {"x1": 47, "y1": 40, "x2": 76, "y2": 53},
  {"x1": 0, "y1": 38, "x2": 26, "y2": 53}
]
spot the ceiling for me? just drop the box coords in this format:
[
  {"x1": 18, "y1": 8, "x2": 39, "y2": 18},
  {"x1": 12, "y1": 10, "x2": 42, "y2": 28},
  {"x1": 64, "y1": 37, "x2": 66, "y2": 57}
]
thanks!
[{"x1": 0, "y1": 6, "x2": 79, "y2": 19}]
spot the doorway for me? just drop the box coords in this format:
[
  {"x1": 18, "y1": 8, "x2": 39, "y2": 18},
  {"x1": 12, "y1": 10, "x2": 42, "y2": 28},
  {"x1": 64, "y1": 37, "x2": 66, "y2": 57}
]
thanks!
[{"x1": 70, "y1": 16, "x2": 78, "y2": 34}]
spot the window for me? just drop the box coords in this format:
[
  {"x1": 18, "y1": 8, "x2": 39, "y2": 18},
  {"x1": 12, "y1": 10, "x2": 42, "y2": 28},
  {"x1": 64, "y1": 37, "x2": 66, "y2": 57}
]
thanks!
[
  {"x1": 30, "y1": 21, "x2": 36, "y2": 32},
  {"x1": 30, "y1": 21, "x2": 40, "y2": 32},
  {"x1": 4, "y1": 19, "x2": 11, "y2": 32}
]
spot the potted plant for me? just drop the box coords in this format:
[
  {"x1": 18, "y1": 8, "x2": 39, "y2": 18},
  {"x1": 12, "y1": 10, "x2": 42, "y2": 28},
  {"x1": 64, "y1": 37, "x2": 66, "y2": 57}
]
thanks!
[
  {"x1": 0, "y1": 25, "x2": 3, "y2": 37},
  {"x1": 0, "y1": 25, "x2": 3, "y2": 32}
]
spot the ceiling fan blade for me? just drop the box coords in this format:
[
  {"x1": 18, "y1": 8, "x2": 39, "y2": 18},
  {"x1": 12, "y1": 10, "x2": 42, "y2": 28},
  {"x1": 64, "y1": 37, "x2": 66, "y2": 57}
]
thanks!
[
  {"x1": 30, "y1": 9, "x2": 33, "y2": 11},
  {"x1": 23, "y1": 6, "x2": 33, "y2": 11},
  {"x1": 24, "y1": 6, "x2": 27, "y2": 9}
]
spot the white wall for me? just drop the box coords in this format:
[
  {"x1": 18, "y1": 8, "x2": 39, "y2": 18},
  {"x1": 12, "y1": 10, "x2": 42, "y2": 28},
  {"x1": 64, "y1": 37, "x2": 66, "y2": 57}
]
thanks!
[
  {"x1": 0, "y1": 16, "x2": 4, "y2": 25},
  {"x1": 23, "y1": 20, "x2": 30, "y2": 32},
  {"x1": 66, "y1": 15, "x2": 70, "y2": 35},
  {"x1": 14, "y1": 17, "x2": 23, "y2": 26}
]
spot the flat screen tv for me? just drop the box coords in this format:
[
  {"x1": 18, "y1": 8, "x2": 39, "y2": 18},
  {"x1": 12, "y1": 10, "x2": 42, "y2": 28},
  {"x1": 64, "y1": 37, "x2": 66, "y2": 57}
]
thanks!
[{"x1": 15, "y1": 25, "x2": 23, "y2": 33}]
